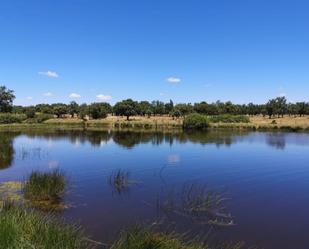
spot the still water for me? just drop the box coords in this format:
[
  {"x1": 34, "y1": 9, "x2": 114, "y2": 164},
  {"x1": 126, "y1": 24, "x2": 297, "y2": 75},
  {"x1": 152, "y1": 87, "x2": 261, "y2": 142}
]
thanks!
[{"x1": 1, "y1": 130, "x2": 309, "y2": 249}]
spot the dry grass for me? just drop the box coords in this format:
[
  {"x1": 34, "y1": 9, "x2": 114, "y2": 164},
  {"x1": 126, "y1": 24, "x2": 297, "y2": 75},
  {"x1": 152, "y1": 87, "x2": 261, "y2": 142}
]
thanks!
[
  {"x1": 1, "y1": 115, "x2": 309, "y2": 131},
  {"x1": 250, "y1": 115, "x2": 309, "y2": 129}
]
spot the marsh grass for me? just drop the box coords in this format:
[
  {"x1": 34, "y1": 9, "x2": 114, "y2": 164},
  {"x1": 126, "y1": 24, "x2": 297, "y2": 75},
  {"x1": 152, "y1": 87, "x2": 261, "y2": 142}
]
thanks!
[
  {"x1": 109, "y1": 169, "x2": 136, "y2": 194},
  {"x1": 0, "y1": 201, "x2": 94, "y2": 249},
  {"x1": 24, "y1": 170, "x2": 66, "y2": 210},
  {"x1": 160, "y1": 184, "x2": 234, "y2": 227},
  {"x1": 110, "y1": 226, "x2": 247, "y2": 249},
  {"x1": 110, "y1": 226, "x2": 205, "y2": 249}
]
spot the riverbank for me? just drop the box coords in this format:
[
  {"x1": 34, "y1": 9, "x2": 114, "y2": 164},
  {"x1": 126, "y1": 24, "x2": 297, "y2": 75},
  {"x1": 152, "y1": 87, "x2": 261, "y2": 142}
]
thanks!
[{"x1": 0, "y1": 115, "x2": 308, "y2": 132}]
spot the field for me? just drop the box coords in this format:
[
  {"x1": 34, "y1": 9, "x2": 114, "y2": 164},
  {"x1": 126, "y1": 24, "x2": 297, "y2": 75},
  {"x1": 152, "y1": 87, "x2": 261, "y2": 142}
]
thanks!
[{"x1": 0, "y1": 115, "x2": 309, "y2": 131}]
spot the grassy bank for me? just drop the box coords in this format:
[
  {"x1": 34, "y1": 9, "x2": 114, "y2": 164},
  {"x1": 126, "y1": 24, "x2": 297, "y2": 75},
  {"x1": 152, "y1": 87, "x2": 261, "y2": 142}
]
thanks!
[
  {"x1": 0, "y1": 202, "x2": 93, "y2": 249},
  {"x1": 0, "y1": 115, "x2": 308, "y2": 132}
]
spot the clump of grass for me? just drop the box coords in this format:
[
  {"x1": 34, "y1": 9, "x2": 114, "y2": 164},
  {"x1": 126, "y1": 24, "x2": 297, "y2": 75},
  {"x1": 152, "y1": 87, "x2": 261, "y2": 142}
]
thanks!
[
  {"x1": 160, "y1": 184, "x2": 234, "y2": 227},
  {"x1": 111, "y1": 226, "x2": 204, "y2": 249},
  {"x1": 111, "y1": 226, "x2": 246, "y2": 249},
  {"x1": 24, "y1": 170, "x2": 66, "y2": 210},
  {"x1": 109, "y1": 169, "x2": 132, "y2": 193},
  {"x1": 0, "y1": 201, "x2": 94, "y2": 249}
]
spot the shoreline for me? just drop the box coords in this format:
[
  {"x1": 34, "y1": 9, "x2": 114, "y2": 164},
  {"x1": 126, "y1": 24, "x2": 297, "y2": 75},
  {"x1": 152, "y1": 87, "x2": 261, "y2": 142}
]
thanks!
[{"x1": 0, "y1": 117, "x2": 309, "y2": 132}]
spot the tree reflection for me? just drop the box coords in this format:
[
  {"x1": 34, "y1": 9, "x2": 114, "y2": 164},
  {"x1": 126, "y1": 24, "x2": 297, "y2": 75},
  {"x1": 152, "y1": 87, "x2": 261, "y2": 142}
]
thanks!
[{"x1": 0, "y1": 133, "x2": 16, "y2": 169}]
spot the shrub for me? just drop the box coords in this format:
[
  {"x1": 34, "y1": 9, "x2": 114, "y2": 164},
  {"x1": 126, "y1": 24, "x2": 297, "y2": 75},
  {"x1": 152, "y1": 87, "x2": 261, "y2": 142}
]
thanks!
[
  {"x1": 208, "y1": 114, "x2": 250, "y2": 123},
  {"x1": 25, "y1": 107, "x2": 36, "y2": 119},
  {"x1": 0, "y1": 202, "x2": 93, "y2": 249},
  {"x1": 183, "y1": 113, "x2": 209, "y2": 130},
  {"x1": 24, "y1": 113, "x2": 54, "y2": 123},
  {"x1": 24, "y1": 170, "x2": 66, "y2": 209},
  {"x1": 0, "y1": 113, "x2": 27, "y2": 124}
]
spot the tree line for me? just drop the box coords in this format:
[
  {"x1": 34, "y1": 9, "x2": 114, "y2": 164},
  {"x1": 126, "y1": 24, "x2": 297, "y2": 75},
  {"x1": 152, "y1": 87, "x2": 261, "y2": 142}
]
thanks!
[{"x1": 1, "y1": 86, "x2": 309, "y2": 120}]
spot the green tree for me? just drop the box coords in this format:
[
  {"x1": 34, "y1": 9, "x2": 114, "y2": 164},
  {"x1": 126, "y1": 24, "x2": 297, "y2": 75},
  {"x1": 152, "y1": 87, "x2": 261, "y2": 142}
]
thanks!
[
  {"x1": 113, "y1": 99, "x2": 139, "y2": 120},
  {"x1": 0, "y1": 86, "x2": 15, "y2": 113},
  {"x1": 88, "y1": 103, "x2": 109, "y2": 119}
]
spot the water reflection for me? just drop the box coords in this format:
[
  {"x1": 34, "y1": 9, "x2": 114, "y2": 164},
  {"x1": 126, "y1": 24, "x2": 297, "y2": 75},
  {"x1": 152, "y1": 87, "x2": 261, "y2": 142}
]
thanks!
[
  {"x1": 1, "y1": 130, "x2": 309, "y2": 170},
  {"x1": 0, "y1": 133, "x2": 17, "y2": 169}
]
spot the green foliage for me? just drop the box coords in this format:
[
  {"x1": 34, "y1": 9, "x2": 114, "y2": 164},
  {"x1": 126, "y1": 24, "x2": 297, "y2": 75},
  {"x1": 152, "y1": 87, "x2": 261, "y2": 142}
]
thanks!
[
  {"x1": 25, "y1": 107, "x2": 36, "y2": 119},
  {"x1": 0, "y1": 202, "x2": 93, "y2": 249},
  {"x1": 208, "y1": 114, "x2": 250, "y2": 123},
  {"x1": 0, "y1": 113, "x2": 27, "y2": 124},
  {"x1": 170, "y1": 108, "x2": 182, "y2": 118},
  {"x1": 88, "y1": 103, "x2": 110, "y2": 119},
  {"x1": 24, "y1": 113, "x2": 54, "y2": 123},
  {"x1": 183, "y1": 114, "x2": 209, "y2": 130},
  {"x1": 114, "y1": 99, "x2": 139, "y2": 120},
  {"x1": 0, "y1": 86, "x2": 15, "y2": 113},
  {"x1": 24, "y1": 170, "x2": 66, "y2": 209}
]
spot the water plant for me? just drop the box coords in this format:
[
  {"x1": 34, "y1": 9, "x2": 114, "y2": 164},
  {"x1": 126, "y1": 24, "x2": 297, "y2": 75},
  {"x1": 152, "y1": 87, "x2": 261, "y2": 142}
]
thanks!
[
  {"x1": 24, "y1": 170, "x2": 66, "y2": 210},
  {"x1": 109, "y1": 169, "x2": 133, "y2": 193},
  {"x1": 160, "y1": 183, "x2": 234, "y2": 227},
  {"x1": 110, "y1": 226, "x2": 204, "y2": 249},
  {"x1": 0, "y1": 201, "x2": 94, "y2": 249},
  {"x1": 110, "y1": 226, "x2": 246, "y2": 249}
]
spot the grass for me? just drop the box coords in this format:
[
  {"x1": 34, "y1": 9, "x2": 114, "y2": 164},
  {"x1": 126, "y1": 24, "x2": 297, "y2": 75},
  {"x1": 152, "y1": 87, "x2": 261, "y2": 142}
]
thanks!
[
  {"x1": 24, "y1": 170, "x2": 66, "y2": 210},
  {"x1": 1, "y1": 115, "x2": 309, "y2": 132},
  {"x1": 160, "y1": 184, "x2": 234, "y2": 227},
  {"x1": 110, "y1": 226, "x2": 204, "y2": 249},
  {"x1": 109, "y1": 169, "x2": 133, "y2": 193},
  {"x1": 111, "y1": 226, "x2": 245, "y2": 249},
  {"x1": 0, "y1": 201, "x2": 94, "y2": 249}
]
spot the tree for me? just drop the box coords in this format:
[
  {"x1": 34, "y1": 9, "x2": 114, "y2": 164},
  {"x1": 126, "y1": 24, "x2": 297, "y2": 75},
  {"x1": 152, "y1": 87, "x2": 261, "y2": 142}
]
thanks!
[
  {"x1": 51, "y1": 103, "x2": 68, "y2": 118},
  {"x1": 266, "y1": 99, "x2": 276, "y2": 118},
  {"x1": 139, "y1": 101, "x2": 152, "y2": 116},
  {"x1": 88, "y1": 103, "x2": 109, "y2": 119},
  {"x1": 68, "y1": 101, "x2": 79, "y2": 116},
  {"x1": 170, "y1": 108, "x2": 182, "y2": 119},
  {"x1": 0, "y1": 86, "x2": 15, "y2": 113},
  {"x1": 25, "y1": 106, "x2": 36, "y2": 118},
  {"x1": 113, "y1": 99, "x2": 139, "y2": 120},
  {"x1": 274, "y1": 97, "x2": 287, "y2": 118}
]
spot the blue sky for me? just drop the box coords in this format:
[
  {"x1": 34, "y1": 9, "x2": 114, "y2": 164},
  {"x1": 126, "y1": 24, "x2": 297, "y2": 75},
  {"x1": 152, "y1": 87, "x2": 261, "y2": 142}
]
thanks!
[{"x1": 0, "y1": 0, "x2": 308, "y2": 106}]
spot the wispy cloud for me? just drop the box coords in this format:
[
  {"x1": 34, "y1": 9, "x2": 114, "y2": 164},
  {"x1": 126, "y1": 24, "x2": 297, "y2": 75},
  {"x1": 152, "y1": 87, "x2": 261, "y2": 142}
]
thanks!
[
  {"x1": 69, "y1": 93, "x2": 81, "y2": 98},
  {"x1": 43, "y1": 92, "x2": 53, "y2": 97},
  {"x1": 96, "y1": 94, "x2": 112, "y2": 101},
  {"x1": 166, "y1": 76, "x2": 181, "y2": 84},
  {"x1": 26, "y1": 96, "x2": 33, "y2": 101},
  {"x1": 38, "y1": 71, "x2": 59, "y2": 78}
]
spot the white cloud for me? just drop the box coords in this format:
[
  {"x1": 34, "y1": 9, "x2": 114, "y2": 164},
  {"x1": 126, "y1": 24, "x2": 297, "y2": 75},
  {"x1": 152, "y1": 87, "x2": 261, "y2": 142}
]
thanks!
[
  {"x1": 96, "y1": 94, "x2": 112, "y2": 101},
  {"x1": 159, "y1": 92, "x2": 165, "y2": 96},
  {"x1": 43, "y1": 92, "x2": 53, "y2": 97},
  {"x1": 166, "y1": 76, "x2": 181, "y2": 84},
  {"x1": 69, "y1": 93, "x2": 81, "y2": 98},
  {"x1": 26, "y1": 96, "x2": 33, "y2": 100},
  {"x1": 38, "y1": 71, "x2": 59, "y2": 78}
]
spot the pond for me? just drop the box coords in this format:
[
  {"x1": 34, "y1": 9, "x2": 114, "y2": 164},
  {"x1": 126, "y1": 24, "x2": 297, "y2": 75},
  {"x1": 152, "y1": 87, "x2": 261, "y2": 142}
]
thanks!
[{"x1": 1, "y1": 129, "x2": 309, "y2": 249}]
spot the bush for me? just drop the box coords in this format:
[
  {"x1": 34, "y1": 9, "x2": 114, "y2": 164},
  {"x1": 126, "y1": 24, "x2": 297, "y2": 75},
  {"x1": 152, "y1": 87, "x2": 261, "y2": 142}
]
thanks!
[
  {"x1": 24, "y1": 113, "x2": 54, "y2": 123},
  {"x1": 0, "y1": 113, "x2": 27, "y2": 124},
  {"x1": 0, "y1": 202, "x2": 93, "y2": 249},
  {"x1": 25, "y1": 107, "x2": 36, "y2": 118},
  {"x1": 208, "y1": 114, "x2": 250, "y2": 123},
  {"x1": 183, "y1": 113, "x2": 209, "y2": 130}
]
